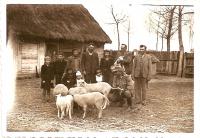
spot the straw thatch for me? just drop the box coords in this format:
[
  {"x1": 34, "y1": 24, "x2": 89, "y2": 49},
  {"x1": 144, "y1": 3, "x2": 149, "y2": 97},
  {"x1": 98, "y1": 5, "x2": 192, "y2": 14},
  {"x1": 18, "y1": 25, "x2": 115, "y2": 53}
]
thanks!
[{"x1": 7, "y1": 4, "x2": 111, "y2": 43}]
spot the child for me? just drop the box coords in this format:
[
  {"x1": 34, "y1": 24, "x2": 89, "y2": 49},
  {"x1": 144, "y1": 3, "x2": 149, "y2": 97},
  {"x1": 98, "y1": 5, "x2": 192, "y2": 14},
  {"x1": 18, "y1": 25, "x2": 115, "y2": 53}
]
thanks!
[
  {"x1": 96, "y1": 69, "x2": 103, "y2": 83},
  {"x1": 61, "y1": 68, "x2": 76, "y2": 89},
  {"x1": 41, "y1": 56, "x2": 54, "y2": 102},
  {"x1": 76, "y1": 71, "x2": 84, "y2": 87}
]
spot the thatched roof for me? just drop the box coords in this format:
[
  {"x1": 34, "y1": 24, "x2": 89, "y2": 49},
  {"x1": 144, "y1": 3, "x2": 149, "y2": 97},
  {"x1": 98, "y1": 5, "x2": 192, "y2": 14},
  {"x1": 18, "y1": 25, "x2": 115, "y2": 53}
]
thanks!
[{"x1": 7, "y1": 4, "x2": 112, "y2": 43}]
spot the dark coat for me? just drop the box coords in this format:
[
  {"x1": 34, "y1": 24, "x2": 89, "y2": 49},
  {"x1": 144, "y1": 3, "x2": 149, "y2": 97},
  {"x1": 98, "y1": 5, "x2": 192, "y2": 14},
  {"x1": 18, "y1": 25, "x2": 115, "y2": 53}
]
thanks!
[
  {"x1": 116, "y1": 51, "x2": 133, "y2": 74},
  {"x1": 100, "y1": 57, "x2": 114, "y2": 83},
  {"x1": 61, "y1": 72, "x2": 76, "y2": 89},
  {"x1": 100, "y1": 58, "x2": 114, "y2": 72},
  {"x1": 41, "y1": 63, "x2": 54, "y2": 89},
  {"x1": 81, "y1": 52, "x2": 99, "y2": 74},
  {"x1": 53, "y1": 60, "x2": 67, "y2": 75}
]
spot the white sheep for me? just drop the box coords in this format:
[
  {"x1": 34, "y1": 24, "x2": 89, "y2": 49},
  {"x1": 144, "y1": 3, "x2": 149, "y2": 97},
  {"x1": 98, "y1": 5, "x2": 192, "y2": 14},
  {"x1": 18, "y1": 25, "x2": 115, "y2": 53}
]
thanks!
[
  {"x1": 80, "y1": 82, "x2": 113, "y2": 97},
  {"x1": 73, "y1": 92, "x2": 110, "y2": 119},
  {"x1": 68, "y1": 87, "x2": 88, "y2": 95},
  {"x1": 53, "y1": 84, "x2": 69, "y2": 96},
  {"x1": 56, "y1": 94, "x2": 74, "y2": 119}
]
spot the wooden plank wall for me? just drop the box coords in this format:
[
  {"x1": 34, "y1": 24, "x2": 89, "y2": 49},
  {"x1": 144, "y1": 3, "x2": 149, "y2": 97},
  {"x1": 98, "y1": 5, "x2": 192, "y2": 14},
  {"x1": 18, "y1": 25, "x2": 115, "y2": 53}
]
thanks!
[{"x1": 21, "y1": 43, "x2": 38, "y2": 73}]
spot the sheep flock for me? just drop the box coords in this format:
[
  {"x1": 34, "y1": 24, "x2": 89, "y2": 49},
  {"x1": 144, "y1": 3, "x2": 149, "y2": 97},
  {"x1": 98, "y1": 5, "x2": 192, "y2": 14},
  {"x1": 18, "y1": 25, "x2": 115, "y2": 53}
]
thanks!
[{"x1": 53, "y1": 81, "x2": 123, "y2": 119}]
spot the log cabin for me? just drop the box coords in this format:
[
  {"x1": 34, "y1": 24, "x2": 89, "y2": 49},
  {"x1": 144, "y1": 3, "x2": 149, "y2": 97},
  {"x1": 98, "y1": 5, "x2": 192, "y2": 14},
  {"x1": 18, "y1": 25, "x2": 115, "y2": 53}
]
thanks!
[{"x1": 7, "y1": 4, "x2": 111, "y2": 78}]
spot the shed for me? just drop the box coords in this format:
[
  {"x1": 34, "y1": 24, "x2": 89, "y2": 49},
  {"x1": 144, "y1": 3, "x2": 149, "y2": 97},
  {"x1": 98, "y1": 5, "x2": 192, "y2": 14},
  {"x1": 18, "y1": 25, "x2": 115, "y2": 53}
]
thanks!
[{"x1": 7, "y1": 4, "x2": 111, "y2": 77}]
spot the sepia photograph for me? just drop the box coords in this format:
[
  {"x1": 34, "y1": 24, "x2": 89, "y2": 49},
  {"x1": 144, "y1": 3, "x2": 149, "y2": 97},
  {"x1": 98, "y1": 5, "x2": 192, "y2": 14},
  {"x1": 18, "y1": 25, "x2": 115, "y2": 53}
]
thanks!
[{"x1": 0, "y1": 0, "x2": 199, "y2": 137}]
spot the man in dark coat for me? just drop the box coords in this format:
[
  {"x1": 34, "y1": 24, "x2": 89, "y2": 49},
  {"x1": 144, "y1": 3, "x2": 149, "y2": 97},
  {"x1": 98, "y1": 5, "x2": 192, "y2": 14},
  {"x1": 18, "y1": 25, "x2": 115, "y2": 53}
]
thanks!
[
  {"x1": 131, "y1": 45, "x2": 152, "y2": 106},
  {"x1": 81, "y1": 44, "x2": 99, "y2": 83},
  {"x1": 53, "y1": 52, "x2": 67, "y2": 84}
]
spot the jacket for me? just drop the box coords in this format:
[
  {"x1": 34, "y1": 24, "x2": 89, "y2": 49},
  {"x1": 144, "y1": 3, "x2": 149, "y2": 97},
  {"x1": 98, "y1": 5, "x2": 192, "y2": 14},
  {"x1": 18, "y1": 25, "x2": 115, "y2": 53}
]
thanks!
[
  {"x1": 81, "y1": 51, "x2": 99, "y2": 74},
  {"x1": 131, "y1": 53, "x2": 152, "y2": 79}
]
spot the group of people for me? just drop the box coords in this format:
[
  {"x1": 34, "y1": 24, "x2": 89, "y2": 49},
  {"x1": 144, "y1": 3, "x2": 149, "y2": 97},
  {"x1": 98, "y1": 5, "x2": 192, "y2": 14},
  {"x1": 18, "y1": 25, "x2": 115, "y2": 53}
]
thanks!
[{"x1": 40, "y1": 43, "x2": 152, "y2": 110}]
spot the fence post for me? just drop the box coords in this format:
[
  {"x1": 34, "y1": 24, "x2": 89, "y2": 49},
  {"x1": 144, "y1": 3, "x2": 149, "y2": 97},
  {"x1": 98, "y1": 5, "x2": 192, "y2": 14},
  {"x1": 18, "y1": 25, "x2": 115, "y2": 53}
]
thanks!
[{"x1": 182, "y1": 52, "x2": 187, "y2": 77}]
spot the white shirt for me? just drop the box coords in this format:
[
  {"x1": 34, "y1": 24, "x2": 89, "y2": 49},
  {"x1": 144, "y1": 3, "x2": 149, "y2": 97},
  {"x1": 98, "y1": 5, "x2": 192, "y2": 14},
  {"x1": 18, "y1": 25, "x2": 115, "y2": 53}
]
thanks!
[
  {"x1": 77, "y1": 79, "x2": 84, "y2": 87},
  {"x1": 96, "y1": 75, "x2": 103, "y2": 83}
]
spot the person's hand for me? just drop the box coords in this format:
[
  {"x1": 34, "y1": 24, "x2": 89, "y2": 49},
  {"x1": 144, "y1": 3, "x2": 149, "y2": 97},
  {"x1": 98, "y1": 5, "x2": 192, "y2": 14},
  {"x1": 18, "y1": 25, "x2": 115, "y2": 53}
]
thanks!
[
  {"x1": 147, "y1": 76, "x2": 151, "y2": 81},
  {"x1": 118, "y1": 56, "x2": 124, "y2": 60},
  {"x1": 131, "y1": 76, "x2": 135, "y2": 81},
  {"x1": 62, "y1": 73, "x2": 66, "y2": 79},
  {"x1": 83, "y1": 70, "x2": 86, "y2": 75}
]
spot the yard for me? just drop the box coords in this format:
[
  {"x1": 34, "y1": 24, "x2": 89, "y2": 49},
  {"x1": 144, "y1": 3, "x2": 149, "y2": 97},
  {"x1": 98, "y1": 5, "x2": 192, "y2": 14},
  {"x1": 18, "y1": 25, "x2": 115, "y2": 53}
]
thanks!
[{"x1": 6, "y1": 75, "x2": 193, "y2": 132}]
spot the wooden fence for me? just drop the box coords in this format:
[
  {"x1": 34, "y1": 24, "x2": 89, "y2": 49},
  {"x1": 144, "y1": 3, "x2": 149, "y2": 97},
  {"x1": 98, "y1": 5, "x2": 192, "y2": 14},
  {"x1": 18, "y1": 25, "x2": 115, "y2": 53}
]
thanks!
[
  {"x1": 148, "y1": 51, "x2": 179, "y2": 75},
  {"x1": 110, "y1": 51, "x2": 193, "y2": 78},
  {"x1": 148, "y1": 51, "x2": 194, "y2": 77},
  {"x1": 183, "y1": 52, "x2": 194, "y2": 77}
]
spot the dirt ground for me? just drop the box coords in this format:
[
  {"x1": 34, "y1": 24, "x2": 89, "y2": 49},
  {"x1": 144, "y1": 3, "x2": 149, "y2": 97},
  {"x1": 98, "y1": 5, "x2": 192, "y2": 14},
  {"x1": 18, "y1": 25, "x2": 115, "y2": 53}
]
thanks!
[{"x1": 6, "y1": 75, "x2": 193, "y2": 132}]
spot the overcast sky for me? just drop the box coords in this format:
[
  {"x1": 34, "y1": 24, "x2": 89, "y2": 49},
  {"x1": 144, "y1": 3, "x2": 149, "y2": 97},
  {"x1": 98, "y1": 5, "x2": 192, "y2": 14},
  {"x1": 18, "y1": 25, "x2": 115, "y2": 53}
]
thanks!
[{"x1": 82, "y1": 1, "x2": 194, "y2": 52}]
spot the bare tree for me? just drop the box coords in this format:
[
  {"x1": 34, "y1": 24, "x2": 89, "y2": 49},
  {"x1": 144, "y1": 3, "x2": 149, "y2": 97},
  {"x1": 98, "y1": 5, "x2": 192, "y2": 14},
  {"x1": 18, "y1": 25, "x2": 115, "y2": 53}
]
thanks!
[
  {"x1": 146, "y1": 4, "x2": 193, "y2": 77},
  {"x1": 155, "y1": 12, "x2": 161, "y2": 51},
  {"x1": 177, "y1": 6, "x2": 184, "y2": 77},
  {"x1": 166, "y1": 6, "x2": 176, "y2": 51},
  {"x1": 148, "y1": 6, "x2": 178, "y2": 51},
  {"x1": 122, "y1": 18, "x2": 133, "y2": 51},
  {"x1": 109, "y1": 5, "x2": 128, "y2": 50},
  {"x1": 184, "y1": 12, "x2": 194, "y2": 50},
  {"x1": 127, "y1": 20, "x2": 130, "y2": 51},
  {"x1": 176, "y1": 6, "x2": 194, "y2": 77}
]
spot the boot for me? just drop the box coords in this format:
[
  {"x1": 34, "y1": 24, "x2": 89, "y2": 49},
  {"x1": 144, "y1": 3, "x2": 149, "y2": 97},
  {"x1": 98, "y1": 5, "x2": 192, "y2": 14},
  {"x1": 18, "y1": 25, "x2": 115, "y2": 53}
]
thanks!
[
  {"x1": 47, "y1": 95, "x2": 51, "y2": 102},
  {"x1": 46, "y1": 90, "x2": 51, "y2": 102},
  {"x1": 42, "y1": 89, "x2": 46, "y2": 103}
]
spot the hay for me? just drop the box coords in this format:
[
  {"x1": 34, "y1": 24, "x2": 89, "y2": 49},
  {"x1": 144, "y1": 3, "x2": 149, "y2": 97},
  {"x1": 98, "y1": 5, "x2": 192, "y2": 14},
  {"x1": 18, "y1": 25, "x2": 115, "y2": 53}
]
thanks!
[
  {"x1": 53, "y1": 84, "x2": 69, "y2": 96},
  {"x1": 7, "y1": 4, "x2": 111, "y2": 43}
]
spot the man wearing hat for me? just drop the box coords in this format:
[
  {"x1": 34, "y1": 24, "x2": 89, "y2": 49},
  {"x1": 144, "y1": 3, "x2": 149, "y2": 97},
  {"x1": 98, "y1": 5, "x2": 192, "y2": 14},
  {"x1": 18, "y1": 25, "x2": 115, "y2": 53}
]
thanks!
[{"x1": 81, "y1": 43, "x2": 99, "y2": 83}]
